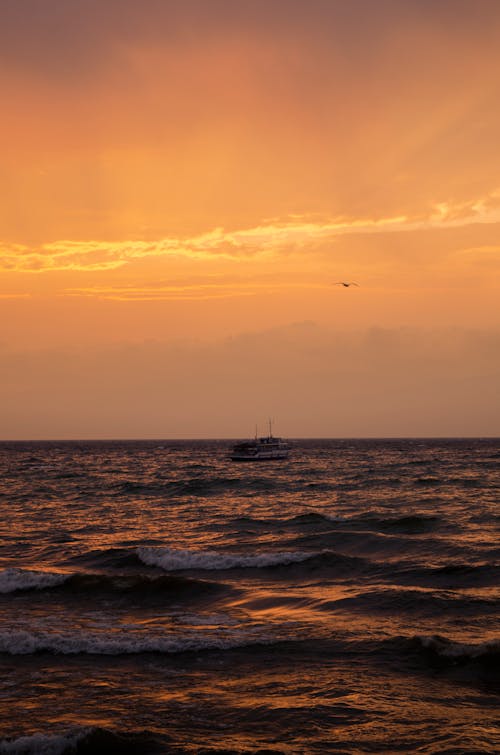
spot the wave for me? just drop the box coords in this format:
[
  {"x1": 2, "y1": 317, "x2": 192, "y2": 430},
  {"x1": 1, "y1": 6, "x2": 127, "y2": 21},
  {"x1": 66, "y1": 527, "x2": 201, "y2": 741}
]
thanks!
[
  {"x1": 0, "y1": 568, "x2": 68, "y2": 594},
  {"x1": 65, "y1": 543, "x2": 366, "y2": 576},
  {"x1": 331, "y1": 588, "x2": 499, "y2": 616},
  {"x1": 64, "y1": 546, "x2": 145, "y2": 569},
  {"x1": 284, "y1": 512, "x2": 344, "y2": 526},
  {"x1": 0, "y1": 626, "x2": 289, "y2": 656},
  {"x1": 396, "y1": 562, "x2": 500, "y2": 588},
  {"x1": 285, "y1": 527, "x2": 442, "y2": 559},
  {"x1": 0, "y1": 567, "x2": 234, "y2": 602},
  {"x1": 230, "y1": 512, "x2": 340, "y2": 531},
  {"x1": 362, "y1": 514, "x2": 442, "y2": 533},
  {"x1": 310, "y1": 512, "x2": 443, "y2": 534},
  {"x1": 413, "y1": 634, "x2": 500, "y2": 664},
  {"x1": 0, "y1": 729, "x2": 87, "y2": 755},
  {"x1": 63, "y1": 572, "x2": 231, "y2": 600},
  {"x1": 232, "y1": 511, "x2": 443, "y2": 534},
  {"x1": 116, "y1": 474, "x2": 279, "y2": 498},
  {"x1": 137, "y1": 545, "x2": 317, "y2": 571},
  {"x1": 0, "y1": 727, "x2": 162, "y2": 755}
]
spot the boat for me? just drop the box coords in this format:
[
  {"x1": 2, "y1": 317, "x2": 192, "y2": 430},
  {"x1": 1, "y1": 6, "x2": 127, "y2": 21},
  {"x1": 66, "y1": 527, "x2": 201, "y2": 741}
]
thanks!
[{"x1": 230, "y1": 422, "x2": 291, "y2": 461}]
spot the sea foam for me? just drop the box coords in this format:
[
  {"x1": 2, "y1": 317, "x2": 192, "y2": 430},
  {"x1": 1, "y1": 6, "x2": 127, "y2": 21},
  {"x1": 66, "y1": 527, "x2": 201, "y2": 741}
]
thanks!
[
  {"x1": 0, "y1": 627, "x2": 281, "y2": 656},
  {"x1": 0, "y1": 727, "x2": 161, "y2": 755},
  {"x1": 137, "y1": 545, "x2": 315, "y2": 571},
  {"x1": 0, "y1": 568, "x2": 68, "y2": 594},
  {"x1": 0, "y1": 728, "x2": 88, "y2": 755},
  {"x1": 415, "y1": 634, "x2": 500, "y2": 661}
]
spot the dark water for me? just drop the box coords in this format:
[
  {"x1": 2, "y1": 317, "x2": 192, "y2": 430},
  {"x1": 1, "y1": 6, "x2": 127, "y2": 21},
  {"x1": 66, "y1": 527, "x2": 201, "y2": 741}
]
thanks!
[{"x1": 0, "y1": 439, "x2": 498, "y2": 754}]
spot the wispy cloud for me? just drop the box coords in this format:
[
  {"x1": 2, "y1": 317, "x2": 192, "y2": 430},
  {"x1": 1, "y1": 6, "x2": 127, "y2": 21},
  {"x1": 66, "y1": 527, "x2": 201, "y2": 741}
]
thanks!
[
  {"x1": 451, "y1": 244, "x2": 500, "y2": 271},
  {"x1": 63, "y1": 280, "x2": 329, "y2": 301},
  {"x1": 2, "y1": 194, "x2": 500, "y2": 274}
]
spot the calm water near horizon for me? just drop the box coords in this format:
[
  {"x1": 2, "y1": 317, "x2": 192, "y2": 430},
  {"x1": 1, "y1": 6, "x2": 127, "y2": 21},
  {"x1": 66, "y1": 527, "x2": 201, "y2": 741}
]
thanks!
[{"x1": 0, "y1": 438, "x2": 498, "y2": 754}]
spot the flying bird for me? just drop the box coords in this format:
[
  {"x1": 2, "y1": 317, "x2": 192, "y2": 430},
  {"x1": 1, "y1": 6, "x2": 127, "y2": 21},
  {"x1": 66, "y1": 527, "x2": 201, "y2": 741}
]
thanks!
[{"x1": 333, "y1": 281, "x2": 359, "y2": 287}]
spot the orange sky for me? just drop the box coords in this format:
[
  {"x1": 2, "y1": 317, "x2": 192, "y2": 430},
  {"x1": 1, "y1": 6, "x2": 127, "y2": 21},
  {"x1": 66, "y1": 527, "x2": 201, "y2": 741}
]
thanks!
[{"x1": 1, "y1": 0, "x2": 499, "y2": 438}]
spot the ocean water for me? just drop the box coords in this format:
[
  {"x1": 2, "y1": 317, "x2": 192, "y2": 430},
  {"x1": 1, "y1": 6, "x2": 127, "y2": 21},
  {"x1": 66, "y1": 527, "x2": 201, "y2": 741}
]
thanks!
[{"x1": 0, "y1": 439, "x2": 498, "y2": 754}]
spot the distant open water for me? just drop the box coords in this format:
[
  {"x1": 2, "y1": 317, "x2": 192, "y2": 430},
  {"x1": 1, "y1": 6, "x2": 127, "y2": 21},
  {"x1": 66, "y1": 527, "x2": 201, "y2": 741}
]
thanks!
[{"x1": 0, "y1": 439, "x2": 498, "y2": 754}]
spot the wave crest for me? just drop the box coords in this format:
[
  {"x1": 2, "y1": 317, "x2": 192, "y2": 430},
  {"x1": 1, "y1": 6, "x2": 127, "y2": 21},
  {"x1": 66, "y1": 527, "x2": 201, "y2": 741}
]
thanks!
[
  {"x1": 0, "y1": 568, "x2": 68, "y2": 594},
  {"x1": 414, "y1": 634, "x2": 500, "y2": 663},
  {"x1": 0, "y1": 727, "x2": 161, "y2": 754},
  {"x1": 0, "y1": 729, "x2": 88, "y2": 755},
  {"x1": 137, "y1": 546, "x2": 315, "y2": 571},
  {"x1": 0, "y1": 626, "x2": 285, "y2": 656}
]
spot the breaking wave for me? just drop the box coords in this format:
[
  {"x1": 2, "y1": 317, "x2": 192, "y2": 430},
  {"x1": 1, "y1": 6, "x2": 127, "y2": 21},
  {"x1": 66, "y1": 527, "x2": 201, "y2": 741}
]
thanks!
[
  {"x1": 0, "y1": 627, "x2": 289, "y2": 656},
  {"x1": 414, "y1": 634, "x2": 500, "y2": 663},
  {"x1": 0, "y1": 727, "x2": 162, "y2": 755},
  {"x1": 0, "y1": 568, "x2": 236, "y2": 603},
  {"x1": 0, "y1": 729, "x2": 88, "y2": 755},
  {"x1": 137, "y1": 546, "x2": 317, "y2": 571},
  {"x1": 0, "y1": 568, "x2": 68, "y2": 594}
]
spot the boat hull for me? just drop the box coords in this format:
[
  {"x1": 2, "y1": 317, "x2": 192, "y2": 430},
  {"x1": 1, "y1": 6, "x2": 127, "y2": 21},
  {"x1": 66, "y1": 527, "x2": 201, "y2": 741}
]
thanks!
[{"x1": 230, "y1": 451, "x2": 290, "y2": 461}]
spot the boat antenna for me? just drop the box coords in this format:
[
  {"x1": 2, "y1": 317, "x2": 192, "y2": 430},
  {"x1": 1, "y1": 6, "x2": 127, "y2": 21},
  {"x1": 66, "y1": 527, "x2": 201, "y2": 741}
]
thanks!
[
  {"x1": 268, "y1": 417, "x2": 273, "y2": 438},
  {"x1": 255, "y1": 424, "x2": 258, "y2": 440}
]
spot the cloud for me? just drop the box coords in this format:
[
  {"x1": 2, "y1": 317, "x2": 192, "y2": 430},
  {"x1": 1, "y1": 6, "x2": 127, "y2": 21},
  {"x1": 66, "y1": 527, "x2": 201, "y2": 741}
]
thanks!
[
  {"x1": 62, "y1": 280, "x2": 329, "y2": 302},
  {"x1": 452, "y1": 245, "x2": 500, "y2": 266},
  {"x1": 2, "y1": 194, "x2": 500, "y2": 275}
]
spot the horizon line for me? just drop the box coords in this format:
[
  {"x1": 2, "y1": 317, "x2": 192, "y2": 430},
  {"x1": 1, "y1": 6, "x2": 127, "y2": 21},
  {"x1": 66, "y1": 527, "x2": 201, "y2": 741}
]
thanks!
[{"x1": 0, "y1": 436, "x2": 498, "y2": 443}]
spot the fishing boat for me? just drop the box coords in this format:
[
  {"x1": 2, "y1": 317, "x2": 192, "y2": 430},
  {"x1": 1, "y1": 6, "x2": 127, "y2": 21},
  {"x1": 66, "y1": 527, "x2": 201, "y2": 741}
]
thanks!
[{"x1": 230, "y1": 422, "x2": 291, "y2": 461}]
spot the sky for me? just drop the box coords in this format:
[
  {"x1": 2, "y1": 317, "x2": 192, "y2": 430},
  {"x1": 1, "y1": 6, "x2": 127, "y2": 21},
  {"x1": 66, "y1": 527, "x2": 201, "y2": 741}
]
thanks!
[{"x1": 1, "y1": 0, "x2": 499, "y2": 438}]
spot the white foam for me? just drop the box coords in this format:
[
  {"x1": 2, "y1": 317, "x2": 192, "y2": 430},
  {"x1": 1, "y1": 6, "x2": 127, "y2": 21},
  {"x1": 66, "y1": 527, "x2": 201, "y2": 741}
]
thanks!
[
  {"x1": 0, "y1": 627, "x2": 279, "y2": 656},
  {"x1": 0, "y1": 568, "x2": 68, "y2": 594},
  {"x1": 137, "y1": 546, "x2": 316, "y2": 571},
  {"x1": 0, "y1": 729, "x2": 88, "y2": 754},
  {"x1": 417, "y1": 634, "x2": 500, "y2": 659}
]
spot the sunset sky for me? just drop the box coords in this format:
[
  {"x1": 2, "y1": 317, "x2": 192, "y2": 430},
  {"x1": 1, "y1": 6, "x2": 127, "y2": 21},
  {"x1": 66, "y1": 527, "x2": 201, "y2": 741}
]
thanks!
[{"x1": 1, "y1": 0, "x2": 499, "y2": 438}]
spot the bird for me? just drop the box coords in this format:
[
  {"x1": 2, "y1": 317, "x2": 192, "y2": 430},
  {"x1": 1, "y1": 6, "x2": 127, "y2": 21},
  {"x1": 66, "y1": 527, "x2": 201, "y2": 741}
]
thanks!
[{"x1": 333, "y1": 281, "x2": 359, "y2": 287}]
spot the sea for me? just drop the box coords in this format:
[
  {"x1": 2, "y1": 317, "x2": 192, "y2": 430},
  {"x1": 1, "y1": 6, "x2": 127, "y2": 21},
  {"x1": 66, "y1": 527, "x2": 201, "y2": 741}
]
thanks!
[{"x1": 0, "y1": 439, "x2": 498, "y2": 754}]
